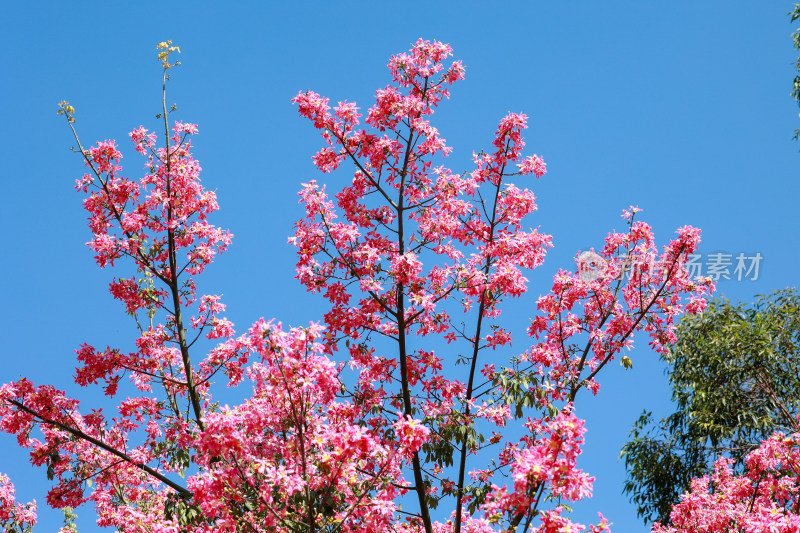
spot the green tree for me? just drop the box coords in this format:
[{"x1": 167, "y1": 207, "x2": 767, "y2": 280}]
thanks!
[{"x1": 620, "y1": 289, "x2": 800, "y2": 525}]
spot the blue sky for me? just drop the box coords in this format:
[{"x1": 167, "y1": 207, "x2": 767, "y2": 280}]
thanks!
[{"x1": 1, "y1": 2, "x2": 798, "y2": 531}]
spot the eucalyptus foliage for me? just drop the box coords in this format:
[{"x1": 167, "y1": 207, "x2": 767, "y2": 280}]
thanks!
[{"x1": 621, "y1": 289, "x2": 800, "y2": 525}]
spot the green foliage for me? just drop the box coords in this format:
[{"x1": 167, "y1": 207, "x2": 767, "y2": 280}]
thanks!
[
  {"x1": 4, "y1": 523, "x2": 34, "y2": 533},
  {"x1": 164, "y1": 493, "x2": 207, "y2": 528},
  {"x1": 621, "y1": 289, "x2": 800, "y2": 525},
  {"x1": 61, "y1": 507, "x2": 78, "y2": 532}
]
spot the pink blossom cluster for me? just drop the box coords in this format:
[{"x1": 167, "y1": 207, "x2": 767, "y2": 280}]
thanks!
[
  {"x1": 653, "y1": 430, "x2": 800, "y2": 533},
  {"x1": 188, "y1": 321, "x2": 411, "y2": 532},
  {"x1": 0, "y1": 39, "x2": 725, "y2": 533},
  {"x1": 290, "y1": 38, "x2": 713, "y2": 532},
  {"x1": 80, "y1": 123, "x2": 230, "y2": 279},
  {"x1": 0, "y1": 473, "x2": 36, "y2": 530},
  {"x1": 525, "y1": 210, "x2": 712, "y2": 403}
]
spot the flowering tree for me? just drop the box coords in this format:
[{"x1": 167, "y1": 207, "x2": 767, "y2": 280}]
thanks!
[
  {"x1": 653, "y1": 426, "x2": 800, "y2": 532},
  {"x1": 0, "y1": 39, "x2": 714, "y2": 532},
  {"x1": 0, "y1": 474, "x2": 36, "y2": 533}
]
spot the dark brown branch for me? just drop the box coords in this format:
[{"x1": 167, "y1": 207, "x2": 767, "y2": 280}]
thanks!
[{"x1": 7, "y1": 399, "x2": 190, "y2": 496}]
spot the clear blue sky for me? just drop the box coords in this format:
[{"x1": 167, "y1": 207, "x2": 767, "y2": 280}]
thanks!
[{"x1": 1, "y1": 2, "x2": 798, "y2": 531}]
